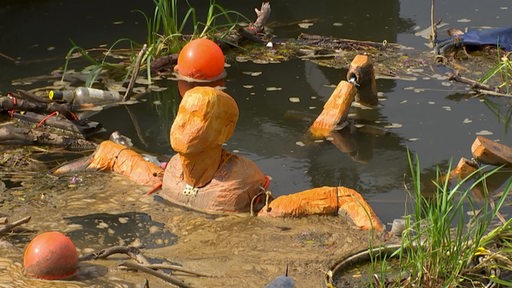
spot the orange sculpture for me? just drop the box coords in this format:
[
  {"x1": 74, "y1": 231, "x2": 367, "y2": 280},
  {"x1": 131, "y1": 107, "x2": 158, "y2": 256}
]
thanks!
[
  {"x1": 53, "y1": 86, "x2": 383, "y2": 231},
  {"x1": 159, "y1": 86, "x2": 383, "y2": 230}
]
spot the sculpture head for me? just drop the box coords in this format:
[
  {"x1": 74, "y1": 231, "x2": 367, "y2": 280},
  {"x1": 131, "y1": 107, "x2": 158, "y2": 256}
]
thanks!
[{"x1": 170, "y1": 86, "x2": 239, "y2": 155}]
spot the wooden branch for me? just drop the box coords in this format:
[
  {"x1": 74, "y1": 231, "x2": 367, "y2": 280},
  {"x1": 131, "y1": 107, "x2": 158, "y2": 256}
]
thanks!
[
  {"x1": 0, "y1": 122, "x2": 97, "y2": 151},
  {"x1": 298, "y1": 33, "x2": 401, "y2": 50},
  {"x1": 79, "y1": 246, "x2": 150, "y2": 265},
  {"x1": 250, "y1": 1, "x2": 271, "y2": 33},
  {"x1": 430, "y1": 0, "x2": 437, "y2": 44},
  {"x1": 119, "y1": 261, "x2": 190, "y2": 288},
  {"x1": 16, "y1": 89, "x2": 51, "y2": 104},
  {"x1": 0, "y1": 216, "x2": 31, "y2": 236},
  {"x1": 0, "y1": 96, "x2": 74, "y2": 120},
  {"x1": 13, "y1": 112, "x2": 100, "y2": 136},
  {"x1": 123, "y1": 44, "x2": 148, "y2": 102},
  {"x1": 143, "y1": 264, "x2": 212, "y2": 277},
  {"x1": 150, "y1": 54, "x2": 178, "y2": 73},
  {"x1": 447, "y1": 73, "x2": 495, "y2": 91}
]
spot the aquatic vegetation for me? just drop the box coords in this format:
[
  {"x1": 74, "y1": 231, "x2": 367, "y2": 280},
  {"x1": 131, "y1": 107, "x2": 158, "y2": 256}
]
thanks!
[
  {"x1": 479, "y1": 50, "x2": 512, "y2": 93},
  {"x1": 139, "y1": 0, "x2": 247, "y2": 55},
  {"x1": 370, "y1": 152, "x2": 512, "y2": 287},
  {"x1": 61, "y1": 0, "x2": 247, "y2": 89}
]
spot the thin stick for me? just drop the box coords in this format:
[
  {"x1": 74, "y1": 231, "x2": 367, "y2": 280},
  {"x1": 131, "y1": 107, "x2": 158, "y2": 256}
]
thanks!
[
  {"x1": 123, "y1": 44, "x2": 147, "y2": 102},
  {"x1": 0, "y1": 216, "x2": 31, "y2": 235},
  {"x1": 0, "y1": 52, "x2": 19, "y2": 64},
  {"x1": 430, "y1": 0, "x2": 437, "y2": 45},
  {"x1": 448, "y1": 73, "x2": 495, "y2": 91},
  {"x1": 119, "y1": 261, "x2": 191, "y2": 288},
  {"x1": 143, "y1": 264, "x2": 212, "y2": 277},
  {"x1": 449, "y1": 74, "x2": 512, "y2": 97},
  {"x1": 474, "y1": 89, "x2": 512, "y2": 98},
  {"x1": 79, "y1": 246, "x2": 150, "y2": 265}
]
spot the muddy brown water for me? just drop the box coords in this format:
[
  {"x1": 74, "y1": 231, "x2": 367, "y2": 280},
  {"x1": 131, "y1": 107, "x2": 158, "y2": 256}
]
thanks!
[
  {"x1": 1, "y1": 0, "x2": 512, "y2": 287},
  {"x1": 0, "y1": 171, "x2": 376, "y2": 287}
]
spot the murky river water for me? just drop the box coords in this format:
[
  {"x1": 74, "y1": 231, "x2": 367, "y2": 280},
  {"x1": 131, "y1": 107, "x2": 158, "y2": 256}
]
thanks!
[{"x1": 1, "y1": 0, "x2": 511, "y2": 287}]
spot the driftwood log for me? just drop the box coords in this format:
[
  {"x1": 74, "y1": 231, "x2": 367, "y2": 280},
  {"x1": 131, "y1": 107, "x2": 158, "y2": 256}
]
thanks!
[
  {"x1": 0, "y1": 216, "x2": 31, "y2": 236},
  {"x1": 0, "y1": 92, "x2": 77, "y2": 121},
  {"x1": 0, "y1": 122, "x2": 97, "y2": 150}
]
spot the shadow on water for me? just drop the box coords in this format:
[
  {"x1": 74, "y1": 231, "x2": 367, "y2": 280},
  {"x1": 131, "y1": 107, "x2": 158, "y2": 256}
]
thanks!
[{"x1": 65, "y1": 212, "x2": 177, "y2": 249}]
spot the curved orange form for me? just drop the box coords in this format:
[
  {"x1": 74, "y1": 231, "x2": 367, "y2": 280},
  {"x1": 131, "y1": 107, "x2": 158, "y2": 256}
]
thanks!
[
  {"x1": 258, "y1": 186, "x2": 383, "y2": 231},
  {"x1": 87, "y1": 140, "x2": 163, "y2": 186}
]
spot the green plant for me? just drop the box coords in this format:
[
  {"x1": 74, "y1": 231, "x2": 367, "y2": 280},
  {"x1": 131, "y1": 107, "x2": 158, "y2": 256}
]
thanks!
[
  {"x1": 61, "y1": 39, "x2": 136, "y2": 88},
  {"x1": 372, "y1": 152, "x2": 512, "y2": 287},
  {"x1": 139, "y1": 0, "x2": 248, "y2": 58},
  {"x1": 61, "y1": 1, "x2": 247, "y2": 90},
  {"x1": 479, "y1": 51, "x2": 512, "y2": 94}
]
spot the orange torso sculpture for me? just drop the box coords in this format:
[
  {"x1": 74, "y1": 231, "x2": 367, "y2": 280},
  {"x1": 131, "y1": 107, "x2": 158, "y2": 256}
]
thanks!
[{"x1": 160, "y1": 87, "x2": 266, "y2": 213}]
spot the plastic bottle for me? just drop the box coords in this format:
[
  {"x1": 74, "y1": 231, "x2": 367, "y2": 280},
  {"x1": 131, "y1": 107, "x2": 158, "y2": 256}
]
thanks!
[{"x1": 49, "y1": 87, "x2": 121, "y2": 107}]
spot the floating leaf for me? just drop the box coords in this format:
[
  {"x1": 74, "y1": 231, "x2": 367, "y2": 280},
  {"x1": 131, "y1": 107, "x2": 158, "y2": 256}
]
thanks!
[
  {"x1": 242, "y1": 71, "x2": 262, "y2": 77},
  {"x1": 298, "y1": 22, "x2": 314, "y2": 29},
  {"x1": 384, "y1": 123, "x2": 402, "y2": 129},
  {"x1": 476, "y1": 130, "x2": 493, "y2": 136}
]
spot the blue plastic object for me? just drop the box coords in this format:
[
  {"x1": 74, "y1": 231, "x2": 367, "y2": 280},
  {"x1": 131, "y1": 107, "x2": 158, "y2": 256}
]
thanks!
[
  {"x1": 435, "y1": 26, "x2": 512, "y2": 54},
  {"x1": 265, "y1": 275, "x2": 296, "y2": 288}
]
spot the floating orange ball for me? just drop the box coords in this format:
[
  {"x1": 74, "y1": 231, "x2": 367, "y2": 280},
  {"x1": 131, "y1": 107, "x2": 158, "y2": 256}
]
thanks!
[
  {"x1": 175, "y1": 38, "x2": 225, "y2": 81},
  {"x1": 24, "y1": 231, "x2": 78, "y2": 280}
]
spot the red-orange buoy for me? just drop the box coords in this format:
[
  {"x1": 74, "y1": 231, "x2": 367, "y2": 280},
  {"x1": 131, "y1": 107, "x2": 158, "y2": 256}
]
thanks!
[
  {"x1": 24, "y1": 231, "x2": 78, "y2": 280},
  {"x1": 174, "y1": 38, "x2": 225, "y2": 81}
]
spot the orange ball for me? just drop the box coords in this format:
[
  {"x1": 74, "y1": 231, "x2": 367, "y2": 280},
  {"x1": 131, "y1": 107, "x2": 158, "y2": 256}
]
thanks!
[
  {"x1": 175, "y1": 38, "x2": 225, "y2": 81},
  {"x1": 24, "y1": 231, "x2": 78, "y2": 280}
]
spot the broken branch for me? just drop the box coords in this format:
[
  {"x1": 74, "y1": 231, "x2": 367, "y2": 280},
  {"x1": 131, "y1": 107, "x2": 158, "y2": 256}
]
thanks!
[
  {"x1": 0, "y1": 216, "x2": 31, "y2": 236},
  {"x1": 79, "y1": 246, "x2": 150, "y2": 265},
  {"x1": 119, "y1": 261, "x2": 191, "y2": 288}
]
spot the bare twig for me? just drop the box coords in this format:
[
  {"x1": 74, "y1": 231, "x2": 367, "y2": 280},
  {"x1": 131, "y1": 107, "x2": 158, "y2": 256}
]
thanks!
[
  {"x1": 79, "y1": 246, "x2": 150, "y2": 265},
  {"x1": 0, "y1": 216, "x2": 31, "y2": 236},
  {"x1": 448, "y1": 73, "x2": 495, "y2": 91},
  {"x1": 144, "y1": 264, "x2": 212, "y2": 277},
  {"x1": 474, "y1": 89, "x2": 512, "y2": 98},
  {"x1": 430, "y1": 0, "x2": 437, "y2": 45},
  {"x1": 0, "y1": 51, "x2": 20, "y2": 64},
  {"x1": 123, "y1": 44, "x2": 148, "y2": 102},
  {"x1": 251, "y1": 1, "x2": 271, "y2": 33},
  {"x1": 449, "y1": 73, "x2": 512, "y2": 97},
  {"x1": 119, "y1": 261, "x2": 191, "y2": 288}
]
